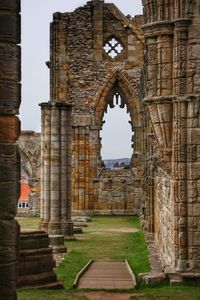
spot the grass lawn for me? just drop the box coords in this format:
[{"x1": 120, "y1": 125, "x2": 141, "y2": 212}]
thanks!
[
  {"x1": 16, "y1": 216, "x2": 40, "y2": 230},
  {"x1": 17, "y1": 216, "x2": 200, "y2": 300},
  {"x1": 56, "y1": 216, "x2": 149, "y2": 288}
]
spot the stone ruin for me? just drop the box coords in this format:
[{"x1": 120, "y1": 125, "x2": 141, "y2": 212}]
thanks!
[
  {"x1": 0, "y1": 0, "x2": 200, "y2": 299},
  {"x1": 18, "y1": 131, "x2": 41, "y2": 216},
  {"x1": 40, "y1": 0, "x2": 144, "y2": 224}
]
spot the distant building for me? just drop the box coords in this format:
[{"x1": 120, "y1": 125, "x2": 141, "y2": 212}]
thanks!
[{"x1": 18, "y1": 183, "x2": 31, "y2": 216}]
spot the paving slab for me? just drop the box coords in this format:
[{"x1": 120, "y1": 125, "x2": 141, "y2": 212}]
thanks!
[{"x1": 77, "y1": 261, "x2": 136, "y2": 289}]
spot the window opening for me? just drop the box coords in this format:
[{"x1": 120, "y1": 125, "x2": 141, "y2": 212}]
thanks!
[
  {"x1": 100, "y1": 88, "x2": 133, "y2": 169},
  {"x1": 103, "y1": 37, "x2": 124, "y2": 59}
]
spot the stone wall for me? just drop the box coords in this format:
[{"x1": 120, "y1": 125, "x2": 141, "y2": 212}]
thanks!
[
  {"x1": 154, "y1": 167, "x2": 174, "y2": 269},
  {"x1": 142, "y1": 0, "x2": 200, "y2": 272},
  {"x1": 96, "y1": 168, "x2": 141, "y2": 215}
]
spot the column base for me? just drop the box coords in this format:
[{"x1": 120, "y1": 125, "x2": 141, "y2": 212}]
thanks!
[
  {"x1": 48, "y1": 222, "x2": 62, "y2": 235},
  {"x1": 49, "y1": 235, "x2": 67, "y2": 254},
  {"x1": 39, "y1": 221, "x2": 49, "y2": 233},
  {"x1": 176, "y1": 259, "x2": 189, "y2": 272},
  {"x1": 61, "y1": 221, "x2": 74, "y2": 237}
]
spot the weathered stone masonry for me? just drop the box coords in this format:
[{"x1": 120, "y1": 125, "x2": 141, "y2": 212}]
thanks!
[
  {"x1": 44, "y1": 0, "x2": 145, "y2": 216},
  {"x1": 39, "y1": 102, "x2": 73, "y2": 238},
  {"x1": 0, "y1": 0, "x2": 199, "y2": 297},
  {"x1": 18, "y1": 131, "x2": 41, "y2": 216},
  {"x1": 0, "y1": 0, "x2": 21, "y2": 299},
  {"x1": 142, "y1": 0, "x2": 200, "y2": 273},
  {"x1": 40, "y1": 0, "x2": 200, "y2": 275},
  {"x1": 98, "y1": 168, "x2": 141, "y2": 215}
]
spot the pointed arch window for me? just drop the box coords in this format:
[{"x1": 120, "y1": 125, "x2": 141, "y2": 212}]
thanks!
[{"x1": 100, "y1": 80, "x2": 133, "y2": 166}]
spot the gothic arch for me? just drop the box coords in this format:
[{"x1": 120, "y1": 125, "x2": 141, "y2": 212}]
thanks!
[{"x1": 95, "y1": 71, "x2": 142, "y2": 128}]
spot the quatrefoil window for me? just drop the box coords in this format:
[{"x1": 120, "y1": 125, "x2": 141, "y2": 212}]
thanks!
[{"x1": 103, "y1": 37, "x2": 124, "y2": 59}]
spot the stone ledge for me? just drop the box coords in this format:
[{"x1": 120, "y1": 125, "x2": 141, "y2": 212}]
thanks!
[{"x1": 138, "y1": 272, "x2": 167, "y2": 286}]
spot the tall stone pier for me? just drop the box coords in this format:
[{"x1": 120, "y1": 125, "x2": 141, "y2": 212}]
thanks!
[
  {"x1": 0, "y1": 0, "x2": 21, "y2": 299},
  {"x1": 142, "y1": 0, "x2": 200, "y2": 275},
  {"x1": 40, "y1": 102, "x2": 73, "y2": 251}
]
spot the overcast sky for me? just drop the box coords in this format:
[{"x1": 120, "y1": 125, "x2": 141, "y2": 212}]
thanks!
[{"x1": 21, "y1": 0, "x2": 143, "y2": 159}]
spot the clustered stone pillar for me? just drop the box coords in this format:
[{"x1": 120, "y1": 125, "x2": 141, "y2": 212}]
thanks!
[
  {"x1": 172, "y1": 19, "x2": 191, "y2": 272},
  {"x1": 0, "y1": 0, "x2": 21, "y2": 299},
  {"x1": 40, "y1": 102, "x2": 73, "y2": 252}
]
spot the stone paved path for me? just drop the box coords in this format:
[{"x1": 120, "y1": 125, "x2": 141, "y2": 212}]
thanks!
[{"x1": 77, "y1": 261, "x2": 136, "y2": 289}]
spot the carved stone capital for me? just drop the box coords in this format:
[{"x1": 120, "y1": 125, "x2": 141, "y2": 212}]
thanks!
[{"x1": 144, "y1": 96, "x2": 173, "y2": 172}]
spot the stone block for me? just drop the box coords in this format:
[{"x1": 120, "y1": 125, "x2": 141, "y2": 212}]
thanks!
[
  {"x1": 19, "y1": 232, "x2": 49, "y2": 250},
  {"x1": 0, "y1": 144, "x2": 19, "y2": 182},
  {"x1": 188, "y1": 204, "x2": 200, "y2": 217},
  {"x1": 0, "y1": 81, "x2": 21, "y2": 114},
  {"x1": 0, "y1": 0, "x2": 20, "y2": 11},
  {"x1": 49, "y1": 234, "x2": 66, "y2": 254},
  {"x1": 0, "y1": 262, "x2": 17, "y2": 298},
  {"x1": 18, "y1": 255, "x2": 55, "y2": 276},
  {"x1": 138, "y1": 272, "x2": 166, "y2": 285},
  {"x1": 0, "y1": 221, "x2": 19, "y2": 269},
  {"x1": 0, "y1": 44, "x2": 20, "y2": 82},
  {"x1": 0, "y1": 116, "x2": 20, "y2": 143},
  {"x1": 187, "y1": 163, "x2": 200, "y2": 180},
  {"x1": 0, "y1": 182, "x2": 19, "y2": 218},
  {"x1": 188, "y1": 129, "x2": 200, "y2": 145},
  {"x1": 0, "y1": 13, "x2": 20, "y2": 44}
]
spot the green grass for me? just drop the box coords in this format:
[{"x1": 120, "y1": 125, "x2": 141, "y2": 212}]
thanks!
[
  {"x1": 17, "y1": 289, "x2": 89, "y2": 300},
  {"x1": 17, "y1": 216, "x2": 200, "y2": 300},
  {"x1": 133, "y1": 285, "x2": 200, "y2": 299},
  {"x1": 56, "y1": 216, "x2": 149, "y2": 288},
  {"x1": 16, "y1": 216, "x2": 40, "y2": 230}
]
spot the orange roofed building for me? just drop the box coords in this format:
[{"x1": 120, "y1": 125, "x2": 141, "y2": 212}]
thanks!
[{"x1": 18, "y1": 183, "x2": 31, "y2": 215}]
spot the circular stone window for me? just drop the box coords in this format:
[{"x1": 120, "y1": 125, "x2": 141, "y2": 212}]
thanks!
[{"x1": 103, "y1": 37, "x2": 124, "y2": 59}]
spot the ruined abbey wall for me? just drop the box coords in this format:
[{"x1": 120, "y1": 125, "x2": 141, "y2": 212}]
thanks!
[
  {"x1": 40, "y1": 0, "x2": 200, "y2": 274},
  {"x1": 48, "y1": 0, "x2": 145, "y2": 215},
  {"x1": 97, "y1": 168, "x2": 141, "y2": 215},
  {"x1": 142, "y1": 0, "x2": 200, "y2": 272},
  {"x1": 18, "y1": 131, "x2": 41, "y2": 216},
  {"x1": 0, "y1": 2, "x2": 200, "y2": 297}
]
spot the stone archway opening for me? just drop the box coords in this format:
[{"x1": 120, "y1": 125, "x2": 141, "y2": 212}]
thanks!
[
  {"x1": 95, "y1": 78, "x2": 141, "y2": 215},
  {"x1": 100, "y1": 82, "x2": 133, "y2": 168}
]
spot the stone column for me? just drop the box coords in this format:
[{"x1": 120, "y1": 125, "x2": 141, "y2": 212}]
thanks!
[
  {"x1": 0, "y1": 1, "x2": 21, "y2": 299},
  {"x1": 40, "y1": 102, "x2": 73, "y2": 251},
  {"x1": 146, "y1": 36, "x2": 158, "y2": 97},
  {"x1": 29, "y1": 178, "x2": 40, "y2": 216},
  {"x1": 60, "y1": 105, "x2": 73, "y2": 236},
  {"x1": 48, "y1": 104, "x2": 61, "y2": 234},
  {"x1": 172, "y1": 19, "x2": 191, "y2": 272},
  {"x1": 40, "y1": 103, "x2": 51, "y2": 231}
]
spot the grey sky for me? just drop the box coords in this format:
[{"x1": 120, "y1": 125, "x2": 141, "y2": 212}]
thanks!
[{"x1": 21, "y1": 0, "x2": 143, "y2": 158}]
